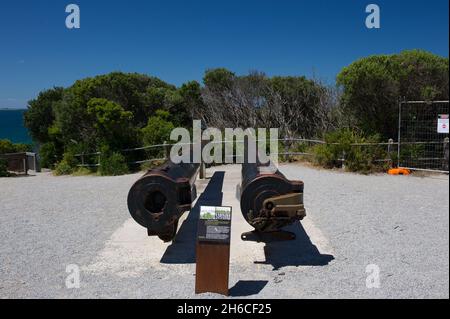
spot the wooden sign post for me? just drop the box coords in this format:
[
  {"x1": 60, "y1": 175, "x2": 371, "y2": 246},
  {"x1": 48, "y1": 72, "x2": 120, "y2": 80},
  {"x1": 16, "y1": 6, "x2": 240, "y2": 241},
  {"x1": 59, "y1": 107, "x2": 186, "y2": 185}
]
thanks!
[{"x1": 195, "y1": 206, "x2": 232, "y2": 296}]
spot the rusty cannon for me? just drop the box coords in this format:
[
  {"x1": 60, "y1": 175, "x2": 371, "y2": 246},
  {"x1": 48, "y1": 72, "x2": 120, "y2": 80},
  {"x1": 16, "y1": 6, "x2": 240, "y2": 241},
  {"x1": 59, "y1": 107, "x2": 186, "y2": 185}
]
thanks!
[
  {"x1": 127, "y1": 160, "x2": 200, "y2": 242},
  {"x1": 240, "y1": 160, "x2": 306, "y2": 241}
]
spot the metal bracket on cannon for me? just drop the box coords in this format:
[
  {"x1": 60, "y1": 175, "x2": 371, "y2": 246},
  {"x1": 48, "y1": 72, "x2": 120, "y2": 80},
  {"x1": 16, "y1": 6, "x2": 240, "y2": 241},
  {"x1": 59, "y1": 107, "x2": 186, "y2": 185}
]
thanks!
[{"x1": 241, "y1": 193, "x2": 306, "y2": 242}]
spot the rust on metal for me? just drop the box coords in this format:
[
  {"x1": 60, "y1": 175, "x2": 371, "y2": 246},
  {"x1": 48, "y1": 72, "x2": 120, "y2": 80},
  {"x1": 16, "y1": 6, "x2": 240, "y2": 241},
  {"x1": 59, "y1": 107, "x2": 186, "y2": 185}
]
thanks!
[
  {"x1": 127, "y1": 160, "x2": 200, "y2": 242},
  {"x1": 240, "y1": 159, "x2": 306, "y2": 240}
]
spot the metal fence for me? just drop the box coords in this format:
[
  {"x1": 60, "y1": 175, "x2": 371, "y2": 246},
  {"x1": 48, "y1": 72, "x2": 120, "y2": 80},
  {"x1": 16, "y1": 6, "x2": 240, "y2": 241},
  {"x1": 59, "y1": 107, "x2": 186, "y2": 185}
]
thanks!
[
  {"x1": 398, "y1": 100, "x2": 449, "y2": 173},
  {"x1": 74, "y1": 138, "x2": 401, "y2": 170}
]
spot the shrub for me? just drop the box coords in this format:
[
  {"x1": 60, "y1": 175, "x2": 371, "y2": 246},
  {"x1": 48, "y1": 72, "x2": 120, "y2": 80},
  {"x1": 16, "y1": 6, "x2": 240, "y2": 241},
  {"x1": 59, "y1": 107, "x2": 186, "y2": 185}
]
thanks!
[
  {"x1": 337, "y1": 50, "x2": 449, "y2": 139},
  {"x1": 39, "y1": 142, "x2": 59, "y2": 168},
  {"x1": 54, "y1": 160, "x2": 73, "y2": 176},
  {"x1": 71, "y1": 167, "x2": 92, "y2": 176},
  {"x1": 310, "y1": 129, "x2": 388, "y2": 174},
  {"x1": 141, "y1": 110, "x2": 174, "y2": 159},
  {"x1": 98, "y1": 146, "x2": 129, "y2": 176},
  {"x1": 0, "y1": 139, "x2": 31, "y2": 154},
  {"x1": 53, "y1": 152, "x2": 78, "y2": 176},
  {"x1": 0, "y1": 158, "x2": 9, "y2": 177}
]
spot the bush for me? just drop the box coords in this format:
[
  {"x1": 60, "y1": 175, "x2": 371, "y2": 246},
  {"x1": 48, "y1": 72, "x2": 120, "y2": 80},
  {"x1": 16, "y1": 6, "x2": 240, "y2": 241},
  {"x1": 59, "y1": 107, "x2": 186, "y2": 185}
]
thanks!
[
  {"x1": 0, "y1": 158, "x2": 9, "y2": 177},
  {"x1": 141, "y1": 110, "x2": 174, "y2": 159},
  {"x1": 39, "y1": 142, "x2": 60, "y2": 168},
  {"x1": 54, "y1": 160, "x2": 73, "y2": 176},
  {"x1": 53, "y1": 152, "x2": 78, "y2": 176},
  {"x1": 310, "y1": 129, "x2": 388, "y2": 174},
  {"x1": 98, "y1": 146, "x2": 129, "y2": 176},
  {"x1": 0, "y1": 139, "x2": 32, "y2": 154},
  {"x1": 337, "y1": 50, "x2": 449, "y2": 138},
  {"x1": 71, "y1": 167, "x2": 92, "y2": 176}
]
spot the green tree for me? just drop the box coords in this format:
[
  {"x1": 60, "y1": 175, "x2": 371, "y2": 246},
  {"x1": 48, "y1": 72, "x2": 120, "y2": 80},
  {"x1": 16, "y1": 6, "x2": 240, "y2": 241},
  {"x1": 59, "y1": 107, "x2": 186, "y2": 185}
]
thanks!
[
  {"x1": 203, "y1": 68, "x2": 235, "y2": 92},
  {"x1": 0, "y1": 139, "x2": 31, "y2": 154},
  {"x1": 268, "y1": 76, "x2": 330, "y2": 137},
  {"x1": 141, "y1": 110, "x2": 175, "y2": 147},
  {"x1": 98, "y1": 145, "x2": 129, "y2": 176},
  {"x1": 179, "y1": 81, "x2": 204, "y2": 120},
  {"x1": 87, "y1": 98, "x2": 134, "y2": 150},
  {"x1": 337, "y1": 50, "x2": 449, "y2": 138},
  {"x1": 0, "y1": 159, "x2": 9, "y2": 177},
  {"x1": 24, "y1": 87, "x2": 64, "y2": 143}
]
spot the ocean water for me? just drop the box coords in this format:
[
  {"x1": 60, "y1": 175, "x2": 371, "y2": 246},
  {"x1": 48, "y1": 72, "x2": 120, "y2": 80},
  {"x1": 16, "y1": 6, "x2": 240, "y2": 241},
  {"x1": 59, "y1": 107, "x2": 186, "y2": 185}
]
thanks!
[{"x1": 0, "y1": 109, "x2": 32, "y2": 144}]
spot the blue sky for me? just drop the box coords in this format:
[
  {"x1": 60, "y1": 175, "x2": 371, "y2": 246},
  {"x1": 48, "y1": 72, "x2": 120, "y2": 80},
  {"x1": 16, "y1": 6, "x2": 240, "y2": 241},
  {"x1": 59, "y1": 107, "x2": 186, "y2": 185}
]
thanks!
[{"x1": 0, "y1": 0, "x2": 448, "y2": 109}]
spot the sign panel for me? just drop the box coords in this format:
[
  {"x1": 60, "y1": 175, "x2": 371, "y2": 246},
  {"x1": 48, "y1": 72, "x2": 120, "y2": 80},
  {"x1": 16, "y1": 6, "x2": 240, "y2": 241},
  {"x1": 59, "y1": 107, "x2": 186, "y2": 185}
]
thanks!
[
  {"x1": 438, "y1": 114, "x2": 449, "y2": 134},
  {"x1": 197, "y1": 206, "x2": 232, "y2": 243},
  {"x1": 196, "y1": 205, "x2": 232, "y2": 296}
]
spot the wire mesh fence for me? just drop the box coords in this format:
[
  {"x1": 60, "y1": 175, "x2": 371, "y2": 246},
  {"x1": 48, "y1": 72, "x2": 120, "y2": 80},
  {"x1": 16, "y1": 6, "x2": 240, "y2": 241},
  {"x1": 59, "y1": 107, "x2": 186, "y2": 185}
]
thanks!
[{"x1": 398, "y1": 100, "x2": 449, "y2": 173}]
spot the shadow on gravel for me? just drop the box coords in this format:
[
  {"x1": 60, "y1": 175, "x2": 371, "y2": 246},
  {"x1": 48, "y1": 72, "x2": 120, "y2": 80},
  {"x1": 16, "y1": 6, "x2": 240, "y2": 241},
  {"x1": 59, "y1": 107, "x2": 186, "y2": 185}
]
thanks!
[
  {"x1": 252, "y1": 221, "x2": 334, "y2": 270},
  {"x1": 160, "y1": 171, "x2": 225, "y2": 264},
  {"x1": 229, "y1": 280, "x2": 269, "y2": 297}
]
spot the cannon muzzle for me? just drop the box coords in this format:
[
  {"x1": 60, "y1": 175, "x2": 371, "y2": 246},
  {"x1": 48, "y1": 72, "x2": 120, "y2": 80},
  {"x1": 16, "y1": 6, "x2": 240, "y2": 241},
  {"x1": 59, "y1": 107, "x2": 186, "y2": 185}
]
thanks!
[{"x1": 127, "y1": 160, "x2": 199, "y2": 242}]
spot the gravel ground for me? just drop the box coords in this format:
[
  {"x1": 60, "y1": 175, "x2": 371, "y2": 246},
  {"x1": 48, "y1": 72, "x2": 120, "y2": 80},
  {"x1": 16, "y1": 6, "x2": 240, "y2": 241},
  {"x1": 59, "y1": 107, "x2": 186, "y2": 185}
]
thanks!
[{"x1": 0, "y1": 164, "x2": 448, "y2": 299}]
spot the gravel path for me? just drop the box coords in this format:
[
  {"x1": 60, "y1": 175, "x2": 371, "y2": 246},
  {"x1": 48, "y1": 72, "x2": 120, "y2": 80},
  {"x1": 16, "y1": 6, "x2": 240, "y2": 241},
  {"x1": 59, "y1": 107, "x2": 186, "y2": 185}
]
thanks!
[{"x1": 0, "y1": 164, "x2": 448, "y2": 299}]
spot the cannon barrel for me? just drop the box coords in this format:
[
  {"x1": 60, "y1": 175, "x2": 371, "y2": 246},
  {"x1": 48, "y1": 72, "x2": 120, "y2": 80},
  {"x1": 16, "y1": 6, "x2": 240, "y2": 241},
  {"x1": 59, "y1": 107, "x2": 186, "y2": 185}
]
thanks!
[
  {"x1": 127, "y1": 160, "x2": 200, "y2": 242},
  {"x1": 240, "y1": 161, "x2": 306, "y2": 233}
]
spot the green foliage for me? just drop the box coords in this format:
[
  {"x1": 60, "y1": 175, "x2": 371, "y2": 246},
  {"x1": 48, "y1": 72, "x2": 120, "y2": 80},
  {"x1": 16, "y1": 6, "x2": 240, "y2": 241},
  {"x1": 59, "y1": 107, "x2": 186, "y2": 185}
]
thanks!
[
  {"x1": 141, "y1": 110, "x2": 175, "y2": 146},
  {"x1": 53, "y1": 152, "x2": 78, "y2": 176},
  {"x1": 337, "y1": 50, "x2": 449, "y2": 138},
  {"x1": 310, "y1": 129, "x2": 388, "y2": 174},
  {"x1": 0, "y1": 159, "x2": 9, "y2": 177},
  {"x1": 71, "y1": 167, "x2": 93, "y2": 176},
  {"x1": 39, "y1": 142, "x2": 60, "y2": 168},
  {"x1": 24, "y1": 87, "x2": 64, "y2": 143},
  {"x1": 141, "y1": 110, "x2": 175, "y2": 159},
  {"x1": 268, "y1": 76, "x2": 328, "y2": 137},
  {"x1": 179, "y1": 81, "x2": 204, "y2": 119},
  {"x1": 98, "y1": 146, "x2": 129, "y2": 176},
  {"x1": 54, "y1": 160, "x2": 73, "y2": 176},
  {"x1": 203, "y1": 68, "x2": 236, "y2": 91},
  {"x1": 23, "y1": 72, "x2": 193, "y2": 174},
  {"x1": 22, "y1": 53, "x2": 448, "y2": 176},
  {"x1": 53, "y1": 72, "x2": 178, "y2": 142},
  {"x1": 0, "y1": 139, "x2": 32, "y2": 154},
  {"x1": 87, "y1": 98, "x2": 134, "y2": 149}
]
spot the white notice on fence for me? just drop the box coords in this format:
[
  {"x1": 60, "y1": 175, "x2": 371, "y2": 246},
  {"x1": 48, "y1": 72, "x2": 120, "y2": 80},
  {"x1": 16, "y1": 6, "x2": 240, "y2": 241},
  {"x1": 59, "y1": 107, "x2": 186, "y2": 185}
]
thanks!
[{"x1": 438, "y1": 115, "x2": 449, "y2": 134}]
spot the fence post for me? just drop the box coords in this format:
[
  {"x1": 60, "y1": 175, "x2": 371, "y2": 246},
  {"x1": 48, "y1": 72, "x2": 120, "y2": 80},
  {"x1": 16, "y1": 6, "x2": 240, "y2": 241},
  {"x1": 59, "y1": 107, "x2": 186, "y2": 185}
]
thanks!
[
  {"x1": 387, "y1": 138, "x2": 394, "y2": 168},
  {"x1": 81, "y1": 154, "x2": 85, "y2": 166},
  {"x1": 284, "y1": 137, "x2": 289, "y2": 162},
  {"x1": 199, "y1": 141, "x2": 206, "y2": 179},
  {"x1": 444, "y1": 137, "x2": 449, "y2": 172},
  {"x1": 163, "y1": 141, "x2": 170, "y2": 160},
  {"x1": 33, "y1": 153, "x2": 41, "y2": 172},
  {"x1": 23, "y1": 157, "x2": 28, "y2": 175},
  {"x1": 341, "y1": 150, "x2": 346, "y2": 170}
]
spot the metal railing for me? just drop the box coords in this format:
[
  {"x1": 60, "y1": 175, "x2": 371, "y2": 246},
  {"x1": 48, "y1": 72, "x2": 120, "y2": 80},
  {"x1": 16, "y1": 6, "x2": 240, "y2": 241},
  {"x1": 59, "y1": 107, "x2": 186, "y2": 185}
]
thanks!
[{"x1": 73, "y1": 137, "x2": 416, "y2": 170}]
